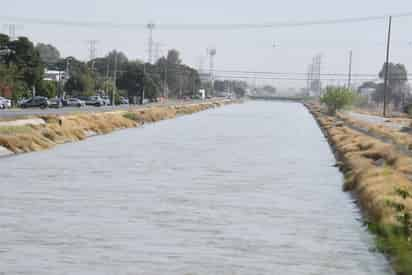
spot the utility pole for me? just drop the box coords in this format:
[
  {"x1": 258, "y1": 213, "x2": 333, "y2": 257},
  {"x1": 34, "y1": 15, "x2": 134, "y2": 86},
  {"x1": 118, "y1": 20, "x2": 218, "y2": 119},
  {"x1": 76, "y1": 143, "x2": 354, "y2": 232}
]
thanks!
[
  {"x1": 140, "y1": 23, "x2": 154, "y2": 105},
  {"x1": 383, "y1": 16, "x2": 392, "y2": 117},
  {"x1": 163, "y1": 60, "x2": 168, "y2": 99},
  {"x1": 105, "y1": 61, "x2": 110, "y2": 96},
  {"x1": 347, "y1": 50, "x2": 353, "y2": 89},
  {"x1": 141, "y1": 63, "x2": 146, "y2": 105},
  {"x1": 113, "y1": 53, "x2": 118, "y2": 106}
]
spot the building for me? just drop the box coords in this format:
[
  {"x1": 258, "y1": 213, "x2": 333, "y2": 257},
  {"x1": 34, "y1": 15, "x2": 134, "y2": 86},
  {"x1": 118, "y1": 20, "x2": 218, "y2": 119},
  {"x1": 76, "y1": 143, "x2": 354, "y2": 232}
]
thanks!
[{"x1": 44, "y1": 70, "x2": 66, "y2": 82}]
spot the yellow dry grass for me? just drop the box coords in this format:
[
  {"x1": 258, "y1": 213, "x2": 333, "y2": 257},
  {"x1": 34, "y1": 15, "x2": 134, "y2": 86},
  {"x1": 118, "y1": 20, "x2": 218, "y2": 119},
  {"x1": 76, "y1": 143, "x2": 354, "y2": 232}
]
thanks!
[
  {"x1": 307, "y1": 103, "x2": 412, "y2": 227},
  {"x1": 0, "y1": 100, "x2": 235, "y2": 154}
]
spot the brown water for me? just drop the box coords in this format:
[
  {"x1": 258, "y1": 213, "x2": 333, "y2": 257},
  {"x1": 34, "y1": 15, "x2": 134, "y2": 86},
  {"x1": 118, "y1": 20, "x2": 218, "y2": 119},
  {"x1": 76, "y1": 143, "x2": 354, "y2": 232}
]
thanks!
[{"x1": 0, "y1": 101, "x2": 392, "y2": 274}]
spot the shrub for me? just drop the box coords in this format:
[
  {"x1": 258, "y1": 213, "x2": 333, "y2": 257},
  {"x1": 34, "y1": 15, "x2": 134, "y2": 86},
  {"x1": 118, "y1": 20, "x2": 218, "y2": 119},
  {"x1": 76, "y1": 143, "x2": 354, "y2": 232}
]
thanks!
[{"x1": 320, "y1": 86, "x2": 355, "y2": 115}]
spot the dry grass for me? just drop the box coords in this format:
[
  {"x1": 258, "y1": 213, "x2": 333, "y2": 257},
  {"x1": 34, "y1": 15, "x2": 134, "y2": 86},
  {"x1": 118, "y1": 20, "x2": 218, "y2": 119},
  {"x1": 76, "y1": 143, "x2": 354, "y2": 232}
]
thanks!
[
  {"x1": 0, "y1": 100, "x2": 236, "y2": 154},
  {"x1": 307, "y1": 103, "x2": 412, "y2": 226},
  {"x1": 338, "y1": 113, "x2": 412, "y2": 149},
  {"x1": 0, "y1": 125, "x2": 32, "y2": 135}
]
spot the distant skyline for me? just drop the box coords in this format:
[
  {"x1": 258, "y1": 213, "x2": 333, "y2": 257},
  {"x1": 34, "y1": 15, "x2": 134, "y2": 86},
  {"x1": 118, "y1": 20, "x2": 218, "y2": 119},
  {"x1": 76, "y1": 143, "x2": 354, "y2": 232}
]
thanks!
[{"x1": 1, "y1": 0, "x2": 412, "y2": 89}]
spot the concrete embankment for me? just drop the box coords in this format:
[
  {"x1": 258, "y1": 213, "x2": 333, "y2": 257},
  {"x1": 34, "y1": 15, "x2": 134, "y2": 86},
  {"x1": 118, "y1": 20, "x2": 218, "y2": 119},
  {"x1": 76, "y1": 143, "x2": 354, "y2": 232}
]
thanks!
[
  {"x1": 0, "y1": 100, "x2": 238, "y2": 156},
  {"x1": 305, "y1": 103, "x2": 412, "y2": 275}
]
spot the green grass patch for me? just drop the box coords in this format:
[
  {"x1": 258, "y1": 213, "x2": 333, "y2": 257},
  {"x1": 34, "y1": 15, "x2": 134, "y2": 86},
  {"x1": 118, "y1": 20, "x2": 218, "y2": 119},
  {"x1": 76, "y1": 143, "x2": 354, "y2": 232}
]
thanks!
[
  {"x1": 0, "y1": 125, "x2": 32, "y2": 135},
  {"x1": 123, "y1": 112, "x2": 140, "y2": 122},
  {"x1": 368, "y1": 223, "x2": 412, "y2": 275}
]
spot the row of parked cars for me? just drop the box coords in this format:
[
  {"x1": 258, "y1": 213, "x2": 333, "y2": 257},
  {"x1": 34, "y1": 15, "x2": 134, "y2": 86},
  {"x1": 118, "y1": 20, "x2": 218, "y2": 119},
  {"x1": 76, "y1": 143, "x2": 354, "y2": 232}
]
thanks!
[{"x1": 0, "y1": 95, "x2": 130, "y2": 109}]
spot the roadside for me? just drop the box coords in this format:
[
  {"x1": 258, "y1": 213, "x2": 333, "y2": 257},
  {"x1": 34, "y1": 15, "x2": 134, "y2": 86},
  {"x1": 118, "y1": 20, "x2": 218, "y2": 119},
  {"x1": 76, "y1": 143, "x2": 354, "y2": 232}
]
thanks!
[{"x1": 0, "y1": 99, "x2": 211, "y2": 120}]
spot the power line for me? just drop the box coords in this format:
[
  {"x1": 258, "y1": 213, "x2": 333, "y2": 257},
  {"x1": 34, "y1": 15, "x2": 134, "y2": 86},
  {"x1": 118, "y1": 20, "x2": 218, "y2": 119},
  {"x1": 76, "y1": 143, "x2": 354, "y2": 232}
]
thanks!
[{"x1": 0, "y1": 12, "x2": 411, "y2": 30}]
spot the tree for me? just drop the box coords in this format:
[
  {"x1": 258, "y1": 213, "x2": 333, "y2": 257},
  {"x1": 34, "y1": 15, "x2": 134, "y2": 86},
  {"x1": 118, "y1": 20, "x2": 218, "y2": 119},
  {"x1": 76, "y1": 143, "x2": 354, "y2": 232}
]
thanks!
[
  {"x1": 117, "y1": 61, "x2": 160, "y2": 102},
  {"x1": 36, "y1": 80, "x2": 57, "y2": 98},
  {"x1": 262, "y1": 85, "x2": 277, "y2": 95},
  {"x1": 0, "y1": 33, "x2": 10, "y2": 48},
  {"x1": 232, "y1": 81, "x2": 247, "y2": 97},
  {"x1": 154, "y1": 50, "x2": 200, "y2": 98},
  {"x1": 65, "y1": 73, "x2": 95, "y2": 96},
  {"x1": 60, "y1": 57, "x2": 95, "y2": 96},
  {"x1": 6, "y1": 37, "x2": 45, "y2": 89},
  {"x1": 35, "y1": 43, "x2": 60, "y2": 65},
  {"x1": 91, "y1": 50, "x2": 129, "y2": 76},
  {"x1": 0, "y1": 63, "x2": 28, "y2": 100},
  {"x1": 321, "y1": 86, "x2": 355, "y2": 115},
  {"x1": 166, "y1": 49, "x2": 181, "y2": 65},
  {"x1": 379, "y1": 63, "x2": 409, "y2": 109}
]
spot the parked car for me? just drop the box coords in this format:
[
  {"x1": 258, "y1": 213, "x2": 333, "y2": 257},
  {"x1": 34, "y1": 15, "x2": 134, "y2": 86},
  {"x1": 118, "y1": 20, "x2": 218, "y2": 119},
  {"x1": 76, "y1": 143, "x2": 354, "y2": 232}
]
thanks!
[
  {"x1": 63, "y1": 98, "x2": 86, "y2": 107},
  {"x1": 20, "y1": 96, "x2": 49, "y2": 109},
  {"x1": 101, "y1": 96, "x2": 111, "y2": 106},
  {"x1": 0, "y1": 96, "x2": 11, "y2": 109},
  {"x1": 48, "y1": 98, "x2": 63, "y2": 108},
  {"x1": 119, "y1": 96, "x2": 129, "y2": 104},
  {"x1": 78, "y1": 96, "x2": 104, "y2": 107}
]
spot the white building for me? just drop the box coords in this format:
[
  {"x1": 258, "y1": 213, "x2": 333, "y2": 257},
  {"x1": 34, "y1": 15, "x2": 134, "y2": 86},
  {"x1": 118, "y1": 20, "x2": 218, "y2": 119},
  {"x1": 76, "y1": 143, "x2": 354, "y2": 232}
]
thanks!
[{"x1": 44, "y1": 70, "x2": 66, "y2": 82}]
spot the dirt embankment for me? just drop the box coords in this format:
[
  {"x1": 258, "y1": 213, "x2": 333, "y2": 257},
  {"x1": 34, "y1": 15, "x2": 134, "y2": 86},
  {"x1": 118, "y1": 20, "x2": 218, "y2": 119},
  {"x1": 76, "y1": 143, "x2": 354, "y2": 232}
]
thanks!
[
  {"x1": 306, "y1": 103, "x2": 412, "y2": 274},
  {"x1": 0, "y1": 100, "x2": 238, "y2": 156}
]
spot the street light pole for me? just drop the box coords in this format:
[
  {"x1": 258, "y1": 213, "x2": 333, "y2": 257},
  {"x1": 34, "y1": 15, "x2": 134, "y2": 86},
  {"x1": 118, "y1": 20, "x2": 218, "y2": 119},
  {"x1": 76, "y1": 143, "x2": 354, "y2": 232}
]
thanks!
[
  {"x1": 347, "y1": 50, "x2": 353, "y2": 89},
  {"x1": 383, "y1": 16, "x2": 392, "y2": 117},
  {"x1": 141, "y1": 63, "x2": 145, "y2": 105}
]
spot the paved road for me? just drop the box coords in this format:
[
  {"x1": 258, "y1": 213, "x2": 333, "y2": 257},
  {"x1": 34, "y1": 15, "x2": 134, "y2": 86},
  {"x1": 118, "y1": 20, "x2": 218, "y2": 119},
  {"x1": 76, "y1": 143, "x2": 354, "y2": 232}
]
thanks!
[
  {"x1": 0, "y1": 100, "x2": 207, "y2": 119},
  {"x1": 345, "y1": 111, "x2": 409, "y2": 130}
]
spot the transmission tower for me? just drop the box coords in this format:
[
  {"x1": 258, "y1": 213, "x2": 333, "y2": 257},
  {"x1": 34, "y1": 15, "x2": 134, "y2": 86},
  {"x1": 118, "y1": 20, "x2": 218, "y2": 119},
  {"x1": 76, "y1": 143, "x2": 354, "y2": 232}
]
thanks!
[
  {"x1": 307, "y1": 54, "x2": 322, "y2": 97},
  {"x1": 86, "y1": 40, "x2": 99, "y2": 71},
  {"x1": 3, "y1": 24, "x2": 23, "y2": 40},
  {"x1": 147, "y1": 22, "x2": 155, "y2": 64},
  {"x1": 207, "y1": 48, "x2": 216, "y2": 94}
]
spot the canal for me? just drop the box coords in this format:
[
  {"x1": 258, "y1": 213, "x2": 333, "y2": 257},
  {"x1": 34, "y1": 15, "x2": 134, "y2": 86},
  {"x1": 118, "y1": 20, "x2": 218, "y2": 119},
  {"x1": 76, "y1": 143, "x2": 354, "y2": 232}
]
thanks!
[{"x1": 0, "y1": 101, "x2": 392, "y2": 274}]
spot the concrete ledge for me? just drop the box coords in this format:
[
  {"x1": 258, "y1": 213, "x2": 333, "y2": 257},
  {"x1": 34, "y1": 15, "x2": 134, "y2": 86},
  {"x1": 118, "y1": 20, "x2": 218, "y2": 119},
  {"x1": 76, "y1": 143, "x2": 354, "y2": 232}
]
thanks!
[
  {"x1": 0, "y1": 118, "x2": 46, "y2": 127},
  {"x1": 0, "y1": 146, "x2": 14, "y2": 157}
]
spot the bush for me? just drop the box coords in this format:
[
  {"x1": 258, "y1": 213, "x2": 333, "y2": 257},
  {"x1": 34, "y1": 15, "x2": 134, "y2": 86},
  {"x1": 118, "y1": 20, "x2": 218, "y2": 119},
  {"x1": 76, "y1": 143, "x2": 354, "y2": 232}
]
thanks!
[
  {"x1": 320, "y1": 86, "x2": 355, "y2": 115},
  {"x1": 123, "y1": 112, "x2": 140, "y2": 122}
]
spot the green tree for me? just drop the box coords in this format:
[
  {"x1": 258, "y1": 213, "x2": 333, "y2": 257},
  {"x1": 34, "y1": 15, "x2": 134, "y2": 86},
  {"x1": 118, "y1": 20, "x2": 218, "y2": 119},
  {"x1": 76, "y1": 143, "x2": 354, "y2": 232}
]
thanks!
[
  {"x1": 6, "y1": 36, "x2": 44, "y2": 89},
  {"x1": 0, "y1": 63, "x2": 29, "y2": 101},
  {"x1": 35, "y1": 43, "x2": 60, "y2": 65},
  {"x1": 117, "y1": 61, "x2": 160, "y2": 101},
  {"x1": 59, "y1": 57, "x2": 95, "y2": 96},
  {"x1": 91, "y1": 50, "x2": 129, "y2": 76},
  {"x1": 154, "y1": 50, "x2": 200, "y2": 98},
  {"x1": 320, "y1": 86, "x2": 355, "y2": 115},
  {"x1": 379, "y1": 63, "x2": 408, "y2": 109},
  {"x1": 36, "y1": 80, "x2": 57, "y2": 98}
]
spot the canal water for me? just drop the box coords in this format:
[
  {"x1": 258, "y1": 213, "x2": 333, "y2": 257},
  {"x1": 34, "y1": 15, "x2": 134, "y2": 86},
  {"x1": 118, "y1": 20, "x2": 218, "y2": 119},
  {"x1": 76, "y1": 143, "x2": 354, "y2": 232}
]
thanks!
[{"x1": 0, "y1": 101, "x2": 392, "y2": 274}]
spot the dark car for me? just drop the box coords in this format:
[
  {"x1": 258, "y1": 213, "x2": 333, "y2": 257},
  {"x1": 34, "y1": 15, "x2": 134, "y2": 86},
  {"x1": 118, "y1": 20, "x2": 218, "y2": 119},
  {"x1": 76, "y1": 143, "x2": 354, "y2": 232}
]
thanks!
[{"x1": 20, "y1": 96, "x2": 49, "y2": 109}]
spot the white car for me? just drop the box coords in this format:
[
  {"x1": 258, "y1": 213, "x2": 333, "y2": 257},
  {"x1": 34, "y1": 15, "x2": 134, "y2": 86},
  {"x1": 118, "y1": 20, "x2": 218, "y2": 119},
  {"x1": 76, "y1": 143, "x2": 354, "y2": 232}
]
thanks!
[{"x1": 0, "y1": 97, "x2": 12, "y2": 109}]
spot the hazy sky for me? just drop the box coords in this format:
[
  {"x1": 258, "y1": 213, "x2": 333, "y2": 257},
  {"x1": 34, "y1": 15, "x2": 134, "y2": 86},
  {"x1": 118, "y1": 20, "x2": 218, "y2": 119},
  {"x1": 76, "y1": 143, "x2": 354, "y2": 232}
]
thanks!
[{"x1": 1, "y1": 0, "x2": 412, "y2": 89}]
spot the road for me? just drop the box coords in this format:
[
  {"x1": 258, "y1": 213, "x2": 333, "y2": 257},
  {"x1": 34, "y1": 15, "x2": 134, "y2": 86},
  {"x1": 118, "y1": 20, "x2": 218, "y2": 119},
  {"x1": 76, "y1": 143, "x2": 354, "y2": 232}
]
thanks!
[
  {"x1": 0, "y1": 100, "x2": 207, "y2": 119},
  {"x1": 345, "y1": 111, "x2": 410, "y2": 130}
]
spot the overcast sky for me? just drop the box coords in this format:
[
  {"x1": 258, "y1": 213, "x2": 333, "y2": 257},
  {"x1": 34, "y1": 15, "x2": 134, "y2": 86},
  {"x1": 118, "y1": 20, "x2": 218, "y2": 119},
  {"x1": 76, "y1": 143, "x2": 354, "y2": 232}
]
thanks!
[{"x1": 1, "y1": 0, "x2": 412, "y2": 89}]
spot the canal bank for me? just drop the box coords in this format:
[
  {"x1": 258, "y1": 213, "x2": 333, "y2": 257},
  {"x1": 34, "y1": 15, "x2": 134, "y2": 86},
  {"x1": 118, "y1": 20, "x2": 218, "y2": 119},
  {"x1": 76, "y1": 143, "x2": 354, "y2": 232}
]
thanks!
[
  {"x1": 0, "y1": 101, "x2": 391, "y2": 274},
  {"x1": 305, "y1": 102, "x2": 412, "y2": 275},
  {"x1": 0, "y1": 100, "x2": 238, "y2": 156}
]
